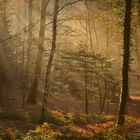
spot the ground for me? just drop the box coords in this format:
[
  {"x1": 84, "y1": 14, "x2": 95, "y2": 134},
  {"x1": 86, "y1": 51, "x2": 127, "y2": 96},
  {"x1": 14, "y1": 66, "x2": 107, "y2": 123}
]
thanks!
[{"x1": 0, "y1": 85, "x2": 140, "y2": 138}]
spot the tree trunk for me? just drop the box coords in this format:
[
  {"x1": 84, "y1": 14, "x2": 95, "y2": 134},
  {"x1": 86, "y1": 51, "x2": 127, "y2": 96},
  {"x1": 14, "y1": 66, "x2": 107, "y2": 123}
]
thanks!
[
  {"x1": 25, "y1": 0, "x2": 33, "y2": 85},
  {"x1": 40, "y1": 0, "x2": 59, "y2": 123},
  {"x1": 0, "y1": 86, "x2": 3, "y2": 106},
  {"x1": 105, "y1": 28, "x2": 109, "y2": 114},
  {"x1": 135, "y1": 0, "x2": 140, "y2": 76},
  {"x1": 138, "y1": 0, "x2": 140, "y2": 23},
  {"x1": 118, "y1": 0, "x2": 132, "y2": 133},
  {"x1": 84, "y1": 1, "x2": 90, "y2": 115},
  {"x1": 27, "y1": 0, "x2": 50, "y2": 104},
  {"x1": 85, "y1": 54, "x2": 88, "y2": 114}
]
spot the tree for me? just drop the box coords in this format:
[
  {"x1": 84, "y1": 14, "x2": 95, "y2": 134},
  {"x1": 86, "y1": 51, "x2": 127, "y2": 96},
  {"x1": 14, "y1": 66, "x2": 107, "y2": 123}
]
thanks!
[
  {"x1": 27, "y1": 0, "x2": 50, "y2": 104},
  {"x1": 25, "y1": 0, "x2": 33, "y2": 85},
  {"x1": 40, "y1": 0, "x2": 60, "y2": 123},
  {"x1": 135, "y1": 0, "x2": 140, "y2": 75},
  {"x1": 118, "y1": 0, "x2": 132, "y2": 133},
  {"x1": 138, "y1": 0, "x2": 140, "y2": 22},
  {"x1": 0, "y1": 0, "x2": 9, "y2": 107}
]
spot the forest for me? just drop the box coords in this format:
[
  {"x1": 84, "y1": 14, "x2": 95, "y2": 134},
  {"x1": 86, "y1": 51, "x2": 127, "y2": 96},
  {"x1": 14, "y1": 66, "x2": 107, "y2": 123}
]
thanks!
[{"x1": 0, "y1": 0, "x2": 140, "y2": 139}]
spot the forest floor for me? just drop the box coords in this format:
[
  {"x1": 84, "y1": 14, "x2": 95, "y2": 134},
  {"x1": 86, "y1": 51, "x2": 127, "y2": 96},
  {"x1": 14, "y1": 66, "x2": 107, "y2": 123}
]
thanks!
[{"x1": 0, "y1": 85, "x2": 140, "y2": 139}]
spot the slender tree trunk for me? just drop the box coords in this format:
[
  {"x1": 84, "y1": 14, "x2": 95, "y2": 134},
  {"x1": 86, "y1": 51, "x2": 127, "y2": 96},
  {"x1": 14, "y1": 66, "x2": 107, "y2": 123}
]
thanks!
[
  {"x1": 138, "y1": 0, "x2": 140, "y2": 23},
  {"x1": 16, "y1": 0, "x2": 20, "y2": 75},
  {"x1": 84, "y1": 53, "x2": 88, "y2": 114},
  {"x1": 84, "y1": 1, "x2": 90, "y2": 115},
  {"x1": 40, "y1": 0, "x2": 59, "y2": 123},
  {"x1": 105, "y1": 28, "x2": 110, "y2": 114},
  {"x1": 25, "y1": 0, "x2": 33, "y2": 84},
  {"x1": 0, "y1": 87, "x2": 3, "y2": 106},
  {"x1": 135, "y1": 0, "x2": 140, "y2": 76},
  {"x1": 118, "y1": 0, "x2": 132, "y2": 133},
  {"x1": 27, "y1": 0, "x2": 50, "y2": 104},
  {"x1": 0, "y1": 0, "x2": 7, "y2": 107},
  {"x1": 21, "y1": 43, "x2": 26, "y2": 107}
]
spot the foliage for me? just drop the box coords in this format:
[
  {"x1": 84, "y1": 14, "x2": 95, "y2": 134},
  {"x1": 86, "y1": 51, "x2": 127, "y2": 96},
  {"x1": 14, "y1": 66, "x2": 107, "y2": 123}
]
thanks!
[
  {"x1": 23, "y1": 113, "x2": 117, "y2": 139},
  {"x1": 44, "y1": 111, "x2": 115, "y2": 126},
  {"x1": 44, "y1": 114, "x2": 70, "y2": 126},
  {"x1": 126, "y1": 135, "x2": 140, "y2": 140},
  {"x1": 103, "y1": 125, "x2": 126, "y2": 140},
  {"x1": 0, "y1": 129, "x2": 23, "y2": 140},
  {"x1": 23, "y1": 131, "x2": 48, "y2": 140},
  {"x1": 23, "y1": 123, "x2": 62, "y2": 140},
  {"x1": 58, "y1": 127, "x2": 95, "y2": 140},
  {"x1": 0, "y1": 112, "x2": 138, "y2": 140},
  {"x1": 71, "y1": 113, "x2": 115, "y2": 125}
]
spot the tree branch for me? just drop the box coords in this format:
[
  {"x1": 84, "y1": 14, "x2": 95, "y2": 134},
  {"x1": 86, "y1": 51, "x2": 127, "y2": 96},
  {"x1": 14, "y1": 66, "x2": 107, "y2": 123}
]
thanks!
[{"x1": 57, "y1": 0, "x2": 84, "y2": 14}]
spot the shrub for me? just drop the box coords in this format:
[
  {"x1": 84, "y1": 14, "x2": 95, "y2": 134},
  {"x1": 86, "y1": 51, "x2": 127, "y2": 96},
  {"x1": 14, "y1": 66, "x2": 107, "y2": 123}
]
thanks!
[
  {"x1": 60, "y1": 127, "x2": 93, "y2": 140},
  {"x1": 44, "y1": 114, "x2": 69, "y2": 126},
  {"x1": 103, "y1": 125, "x2": 126, "y2": 140},
  {"x1": 126, "y1": 135, "x2": 140, "y2": 140},
  {"x1": 71, "y1": 113, "x2": 114, "y2": 125},
  {"x1": 0, "y1": 129, "x2": 24, "y2": 140},
  {"x1": 37, "y1": 123, "x2": 62, "y2": 138},
  {"x1": 23, "y1": 131, "x2": 49, "y2": 140}
]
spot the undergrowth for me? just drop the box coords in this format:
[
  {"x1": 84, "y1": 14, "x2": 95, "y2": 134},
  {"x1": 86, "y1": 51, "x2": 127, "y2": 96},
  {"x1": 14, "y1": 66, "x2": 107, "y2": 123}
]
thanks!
[{"x1": 0, "y1": 112, "x2": 139, "y2": 140}]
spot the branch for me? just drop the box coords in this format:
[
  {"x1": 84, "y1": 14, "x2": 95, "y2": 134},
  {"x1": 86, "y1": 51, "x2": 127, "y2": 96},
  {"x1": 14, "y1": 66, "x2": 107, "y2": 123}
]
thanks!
[
  {"x1": 0, "y1": 0, "x2": 85, "y2": 44},
  {"x1": 57, "y1": 0, "x2": 84, "y2": 14},
  {"x1": 0, "y1": 20, "x2": 40, "y2": 44}
]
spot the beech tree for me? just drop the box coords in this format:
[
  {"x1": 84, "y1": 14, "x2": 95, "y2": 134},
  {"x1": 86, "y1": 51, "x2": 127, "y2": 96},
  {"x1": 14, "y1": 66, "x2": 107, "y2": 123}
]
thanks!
[
  {"x1": 40, "y1": 0, "x2": 60, "y2": 123},
  {"x1": 27, "y1": 0, "x2": 50, "y2": 104}
]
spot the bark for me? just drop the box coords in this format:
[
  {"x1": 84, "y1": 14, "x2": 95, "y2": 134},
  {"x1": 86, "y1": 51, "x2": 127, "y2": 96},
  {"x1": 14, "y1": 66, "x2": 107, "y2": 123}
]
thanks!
[
  {"x1": 27, "y1": 0, "x2": 50, "y2": 104},
  {"x1": 118, "y1": 0, "x2": 132, "y2": 132},
  {"x1": 135, "y1": 0, "x2": 140, "y2": 75},
  {"x1": 138, "y1": 0, "x2": 140, "y2": 24},
  {"x1": 84, "y1": 1, "x2": 90, "y2": 115},
  {"x1": 25, "y1": 0, "x2": 33, "y2": 83},
  {"x1": 85, "y1": 54, "x2": 88, "y2": 114},
  {"x1": 40, "y1": 0, "x2": 59, "y2": 123},
  {"x1": 0, "y1": 87, "x2": 3, "y2": 106},
  {"x1": 0, "y1": 0, "x2": 7, "y2": 106},
  {"x1": 105, "y1": 28, "x2": 109, "y2": 114}
]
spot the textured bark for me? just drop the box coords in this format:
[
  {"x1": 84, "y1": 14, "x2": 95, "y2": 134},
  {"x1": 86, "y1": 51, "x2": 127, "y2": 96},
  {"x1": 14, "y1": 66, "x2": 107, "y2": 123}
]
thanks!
[
  {"x1": 118, "y1": 0, "x2": 132, "y2": 131},
  {"x1": 84, "y1": 55, "x2": 88, "y2": 114},
  {"x1": 84, "y1": 1, "x2": 89, "y2": 115},
  {"x1": 40, "y1": 0, "x2": 59, "y2": 123},
  {"x1": 0, "y1": 86, "x2": 3, "y2": 106},
  {"x1": 135, "y1": 0, "x2": 140, "y2": 75},
  {"x1": 0, "y1": 0, "x2": 9, "y2": 80},
  {"x1": 138, "y1": 0, "x2": 140, "y2": 24},
  {"x1": 27, "y1": 0, "x2": 50, "y2": 104},
  {"x1": 0, "y1": 0, "x2": 7, "y2": 106}
]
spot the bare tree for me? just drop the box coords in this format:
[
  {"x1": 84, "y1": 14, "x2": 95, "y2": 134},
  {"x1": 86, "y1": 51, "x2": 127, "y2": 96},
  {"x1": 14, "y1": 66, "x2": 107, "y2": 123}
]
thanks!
[
  {"x1": 40, "y1": 0, "x2": 60, "y2": 123},
  {"x1": 27, "y1": 0, "x2": 50, "y2": 104},
  {"x1": 25, "y1": 0, "x2": 33, "y2": 85}
]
